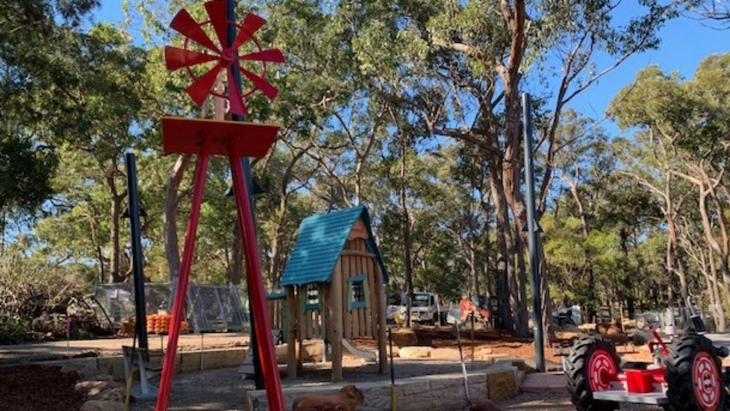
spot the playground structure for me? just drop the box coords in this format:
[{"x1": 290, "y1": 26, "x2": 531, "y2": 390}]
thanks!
[
  {"x1": 279, "y1": 205, "x2": 389, "y2": 381},
  {"x1": 154, "y1": 0, "x2": 287, "y2": 409},
  {"x1": 565, "y1": 298, "x2": 729, "y2": 411}
]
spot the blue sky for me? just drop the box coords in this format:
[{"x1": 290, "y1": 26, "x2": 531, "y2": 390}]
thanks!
[{"x1": 91, "y1": 0, "x2": 729, "y2": 133}]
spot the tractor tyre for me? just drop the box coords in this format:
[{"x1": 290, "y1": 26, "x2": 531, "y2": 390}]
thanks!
[
  {"x1": 665, "y1": 334, "x2": 726, "y2": 411},
  {"x1": 565, "y1": 336, "x2": 621, "y2": 411}
]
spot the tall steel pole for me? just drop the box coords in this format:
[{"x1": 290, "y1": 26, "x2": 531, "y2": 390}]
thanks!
[
  {"x1": 226, "y1": 0, "x2": 264, "y2": 390},
  {"x1": 125, "y1": 153, "x2": 148, "y2": 351},
  {"x1": 522, "y1": 93, "x2": 545, "y2": 372}
]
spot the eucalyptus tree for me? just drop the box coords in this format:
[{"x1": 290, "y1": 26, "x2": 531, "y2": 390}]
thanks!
[{"x1": 612, "y1": 54, "x2": 730, "y2": 311}]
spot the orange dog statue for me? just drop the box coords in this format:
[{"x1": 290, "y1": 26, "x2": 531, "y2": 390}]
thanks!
[{"x1": 292, "y1": 385, "x2": 364, "y2": 411}]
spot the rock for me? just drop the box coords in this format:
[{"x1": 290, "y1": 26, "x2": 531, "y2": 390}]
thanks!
[
  {"x1": 75, "y1": 380, "x2": 123, "y2": 400},
  {"x1": 486, "y1": 370, "x2": 519, "y2": 401},
  {"x1": 561, "y1": 324, "x2": 581, "y2": 333},
  {"x1": 398, "y1": 346, "x2": 431, "y2": 359},
  {"x1": 303, "y1": 340, "x2": 326, "y2": 362},
  {"x1": 275, "y1": 344, "x2": 288, "y2": 364},
  {"x1": 391, "y1": 328, "x2": 418, "y2": 347},
  {"x1": 80, "y1": 400, "x2": 124, "y2": 411},
  {"x1": 554, "y1": 330, "x2": 583, "y2": 340}
]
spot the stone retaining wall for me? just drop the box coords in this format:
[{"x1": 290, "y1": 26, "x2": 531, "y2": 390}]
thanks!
[
  {"x1": 36, "y1": 347, "x2": 248, "y2": 380},
  {"x1": 247, "y1": 366, "x2": 519, "y2": 411}
]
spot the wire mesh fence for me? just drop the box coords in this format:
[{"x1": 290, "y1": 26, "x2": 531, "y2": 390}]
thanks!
[{"x1": 93, "y1": 282, "x2": 250, "y2": 333}]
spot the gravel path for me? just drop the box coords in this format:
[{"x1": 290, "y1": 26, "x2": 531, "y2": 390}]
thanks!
[
  {"x1": 497, "y1": 392, "x2": 662, "y2": 410},
  {"x1": 130, "y1": 363, "x2": 666, "y2": 411}
]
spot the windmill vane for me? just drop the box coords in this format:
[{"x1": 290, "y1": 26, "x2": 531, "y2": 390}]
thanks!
[{"x1": 164, "y1": 0, "x2": 284, "y2": 116}]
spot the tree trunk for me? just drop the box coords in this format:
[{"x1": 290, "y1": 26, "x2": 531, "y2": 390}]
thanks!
[
  {"x1": 515, "y1": 233, "x2": 529, "y2": 336},
  {"x1": 481, "y1": 195, "x2": 492, "y2": 299},
  {"x1": 109, "y1": 193, "x2": 124, "y2": 283},
  {"x1": 699, "y1": 191, "x2": 730, "y2": 304},
  {"x1": 537, "y1": 237, "x2": 552, "y2": 347},
  {"x1": 708, "y1": 247, "x2": 726, "y2": 332},
  {"x1": 229, "y1": 222, "x2": 243, "y2": 285},
  {"x1": 489, "y1": 169, "x2": 513, "y2": 331},
  {"x1": 164, "y1": 154, "x2": 191, "y2": 281},
  {"x1": 400, "y1": 143, "x2": 414, "y2": 328}
]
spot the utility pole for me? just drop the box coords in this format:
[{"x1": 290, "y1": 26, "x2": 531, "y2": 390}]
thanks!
[{"x1": 522, "y1": 93, "x2": 546, "y2": 372}]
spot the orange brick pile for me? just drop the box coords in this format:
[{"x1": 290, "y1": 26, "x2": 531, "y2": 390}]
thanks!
[{"x1": 146, "y1": 314, "x2": 189, "y2": 334}]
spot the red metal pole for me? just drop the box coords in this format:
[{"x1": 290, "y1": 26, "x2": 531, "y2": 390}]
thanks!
[
  {"x1": 228, "y1": 140, "x2": 285, "y2": 411},
  {"x1": 155, "y1": 137, "x2": 212, "y2": 411}
]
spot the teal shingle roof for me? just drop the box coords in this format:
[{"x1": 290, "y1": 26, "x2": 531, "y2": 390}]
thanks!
[{"x1": 280, "y1": 204, "x2": 388, "y2": 287}]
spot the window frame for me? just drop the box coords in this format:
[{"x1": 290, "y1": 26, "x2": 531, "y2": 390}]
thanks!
[{"x1": 347, "y1": 274, "x2": 369, "y2": 310}]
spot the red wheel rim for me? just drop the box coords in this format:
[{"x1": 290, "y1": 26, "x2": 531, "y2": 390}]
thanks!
[
  {"x1": 693, "y1": 351, "x2": 721, "y2": 410},
  {"x1": 588, "y1": 349, "x2": 616, "y2": 392}
]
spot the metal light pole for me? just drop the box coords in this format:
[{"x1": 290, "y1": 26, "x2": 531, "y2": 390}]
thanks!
[
  {"x1": 522, "y1": 93, "x2": 546, "y2": 372},
  {"x1": 226, "y1": 0, "x2": 264, "y2": 390},
  {"x1": 125, "y1": 153, "x2": 148, "y2": 352}
]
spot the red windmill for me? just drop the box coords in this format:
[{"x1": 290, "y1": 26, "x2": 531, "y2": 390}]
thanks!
[
  {"x1": 164, "y1": 0, "x2": 284, "y2": 115},
  {"x1": 156, "y1": 1, "x2": 285, "y2": 410}
]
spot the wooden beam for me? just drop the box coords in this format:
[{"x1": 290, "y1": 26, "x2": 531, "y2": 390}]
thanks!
[
  {"x1": 286, "y1": 287, "x2": 297, "y2": 379},
  {"x1": 330, "y1": 259, "x2": 344, "y2": 382},
  {"x1": 374, "y1": 264, "x2": 387, "y2": 374}
]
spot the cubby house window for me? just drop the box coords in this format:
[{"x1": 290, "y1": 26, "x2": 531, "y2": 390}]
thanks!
[
  {"x1": 304, "y1": 284, "x2": 319, "y2": 311},
  {"x1": 347, "y1": 274, "x2": 369, "y2": 310}
]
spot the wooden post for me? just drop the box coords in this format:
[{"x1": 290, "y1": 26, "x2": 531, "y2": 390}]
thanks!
[
  {"x1": 320, "y1": 283, "x2": 329, "y2": 363},
  {"x1": 295, "y1": 286, "x2": 304, "y2": 369},
  {"x1": 374, "y1": 264, "x2": 387, "y2": 374},
  {"x1": 330, "y1": 259, "x2": 344, "y2": 382},
  {"x1": 286, "y1": 287, "x2": 297, "y2": 379}
]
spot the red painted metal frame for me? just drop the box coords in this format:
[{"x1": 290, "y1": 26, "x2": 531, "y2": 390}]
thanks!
[
  {"x1": 162, "y1": 117, "x2": 278, "y2": 157},
  {"x1": 164, "y1": 0, "x2": 283, "y2": 116},
  {"x1": 228, "y1": 139, "x2": 285, "y2": 411},
  {"x1": 155, "y1": 127, "x2": 285, "y2": 411},
  {"x1": 156, "y1": 136, "x2": 212, "y2": 411}
]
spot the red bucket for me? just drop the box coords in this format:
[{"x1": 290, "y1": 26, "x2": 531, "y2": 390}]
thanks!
[{"x1": 625, "y1": 370, "x2": 655, "y2": 393}]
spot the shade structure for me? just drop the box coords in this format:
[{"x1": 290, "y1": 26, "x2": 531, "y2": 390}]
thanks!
[{"x1": 162, "y1": 117, "x2": 279, "y2": 157}]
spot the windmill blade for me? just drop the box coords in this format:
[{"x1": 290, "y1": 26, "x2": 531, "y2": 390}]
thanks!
[
  {"x1": 239, "y1": 49, "x2": 284, "y2": 63},
  {"x1": 186, "y1": 63, "x2": 225, "y2": 106},
  {"x1": 170, "y1": 8, "x2": 220, "y2": 53},
  {"x1": 230, "y1": 13, "x2": 266, "y2": 51},
  {"x1": 226, "y1": 67, "x2": 248, "y2": 116},
  {"x1": 204, "y1": 0, "x2": 228, "y2": 51},
  {"x1": 165, "y1": 46, "x2": 219, "y2": 71},
  {"x1": 238, "y1": 65, "x2": 278, "y2": 100}
]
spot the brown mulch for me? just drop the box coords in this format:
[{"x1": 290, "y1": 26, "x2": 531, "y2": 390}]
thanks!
[{"x1": 0, "y1": 365, "x2": 86, "y2": 411}]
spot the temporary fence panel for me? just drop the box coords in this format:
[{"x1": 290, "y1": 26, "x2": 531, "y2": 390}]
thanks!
[{"x1": 93, "y1": 282, "x2": 249, "y2": 333}]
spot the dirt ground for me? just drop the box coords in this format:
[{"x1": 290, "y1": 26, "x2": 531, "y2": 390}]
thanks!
[
  {"x1": 0, "y1": 365, "x2": 86, "y2": 411},
  {"x1": 0, "y1": 333, "x2": 249, "y2": 365}
]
